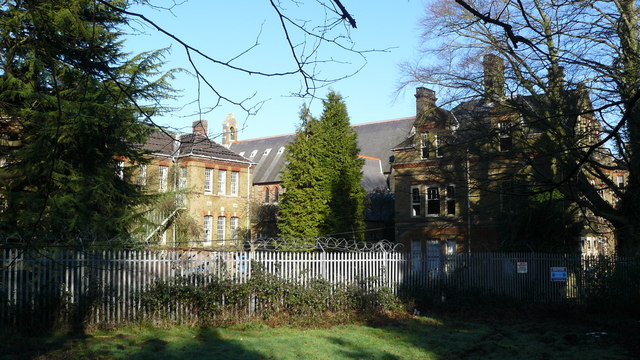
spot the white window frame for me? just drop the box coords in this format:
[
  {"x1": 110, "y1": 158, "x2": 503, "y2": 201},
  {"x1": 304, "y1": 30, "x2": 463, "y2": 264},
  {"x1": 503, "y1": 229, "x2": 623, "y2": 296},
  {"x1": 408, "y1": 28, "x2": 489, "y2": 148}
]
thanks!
[
  {"x1": 231, "y1": 171, "x2": 239, "y2": 196},
  {"x1": 617, "y1": 175, "x2": 624, "y2": 189},
  {"x1": 159, "y1": 165, "x2": 168, "y2": 192},
  {"x1": 138, "y1": 165, "x2": 147, "y2": 186},
  {"x1": 204, "y1": 168, "x2": 213, "y2": 193},
  {"x1": 179, "y1": 167, "x2": 187, "y2": 190},
  {"x1": 420, "y1": 133, "x2": 430, "y2": 159},
  {"x1": 426, "y1": 186, "x2": 440, "y2": 216},
  {"x1": 203, "y1": 215, "x2": 212, "y2": 246},
  {"x1": 411, "y1": 186, "x2": 421, "y2": 217},
  {"x1": 230, "y1": 217, "x2": 239, "y2": 241},
  {"x1": 218, "y1": 170, "x2": 227, "y2": 195},
  {"x1": 217, "y1": 216, "x2": 226, "y2": 244}
]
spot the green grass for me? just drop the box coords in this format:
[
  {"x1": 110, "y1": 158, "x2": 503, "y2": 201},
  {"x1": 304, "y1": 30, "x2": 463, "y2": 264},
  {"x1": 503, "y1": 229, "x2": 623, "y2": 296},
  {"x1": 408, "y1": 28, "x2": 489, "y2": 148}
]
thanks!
[{"x1": 1, "y1": 314, "x2": 636, "y2": 360}]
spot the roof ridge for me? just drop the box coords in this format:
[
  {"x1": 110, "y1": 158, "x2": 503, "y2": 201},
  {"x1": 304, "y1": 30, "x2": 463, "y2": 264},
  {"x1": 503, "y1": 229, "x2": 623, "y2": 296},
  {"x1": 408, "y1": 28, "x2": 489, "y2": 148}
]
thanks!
[
  {"x1": 233, "y1": 116, "x2": 415, "y2": 143},
  {"x1": 351, "y1": 116, "x2": 415, "y2": 127}
]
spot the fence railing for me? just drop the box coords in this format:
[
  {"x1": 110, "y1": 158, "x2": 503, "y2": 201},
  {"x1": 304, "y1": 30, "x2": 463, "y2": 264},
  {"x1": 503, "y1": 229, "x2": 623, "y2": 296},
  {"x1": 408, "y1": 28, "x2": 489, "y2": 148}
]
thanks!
[{"x1": 0, "y1": 249, "x2": 636, "y2": 326}]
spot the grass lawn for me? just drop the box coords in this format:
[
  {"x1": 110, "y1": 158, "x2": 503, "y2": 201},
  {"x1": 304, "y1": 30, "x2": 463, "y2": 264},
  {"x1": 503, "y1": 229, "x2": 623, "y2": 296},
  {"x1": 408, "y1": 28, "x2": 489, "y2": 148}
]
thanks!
[{"x1": 1, "y1": 312, "x2": 637, "y2": 360}]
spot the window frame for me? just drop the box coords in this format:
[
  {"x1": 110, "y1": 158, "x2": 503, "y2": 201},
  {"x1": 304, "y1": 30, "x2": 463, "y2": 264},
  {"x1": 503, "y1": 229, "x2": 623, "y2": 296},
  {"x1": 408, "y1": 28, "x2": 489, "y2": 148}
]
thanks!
[
  {"x1": 420, "y1": 133, "x2": 430, "y2": 159},
  {"x1": 218, "y1": 169, "x2": 227, "y2": 195},
  {"x1": 203, "y1": 215, "x2": 213, "y2": 245},
  {"x1": 446, "y1": 185, "x2": 456, "y2": 216},
  {"x1": 217, "y1": 216, "x2": 226, "y2": 244},
  {"x1": 411, "y1": 186, "x2": 421, "y2": 217},
  {"x1": 426, "y1": 186, "x2": 440, "y2": 216},
  {"x1": 138, "y1": 165, "x2": 147, "y2": 186},
  {"x1": 497, "y1": 121, "x2": 513, "y2": 152},
  {"x1": 230, "y1": 217, "x2": 239, "y2": 241},
  {"x1": 204, "y1": 168, "x2": 213, "y2": 193},
  {"x1": 231, "y1": 171, "x2": 239, "y2": 195},
  {"x1": 159, "y1": 165, "x2": 169, "y2": 192}
]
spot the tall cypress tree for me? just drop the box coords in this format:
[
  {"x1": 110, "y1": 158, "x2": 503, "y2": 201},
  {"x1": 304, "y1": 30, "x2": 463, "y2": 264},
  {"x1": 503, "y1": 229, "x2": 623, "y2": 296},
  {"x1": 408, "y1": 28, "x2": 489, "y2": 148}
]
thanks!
[
  {"x1": 317, "y1": 91, "x2": 365, "y2": 241},
  {"x1": 277, "y1": 104, "x2": 330, "y2": 245},
  {"x1": 278, "y1": 92, "x2": 365, "y2": 244},
  {"x1": 0, "y1": 0, "x2": 173, "y2": 244}
]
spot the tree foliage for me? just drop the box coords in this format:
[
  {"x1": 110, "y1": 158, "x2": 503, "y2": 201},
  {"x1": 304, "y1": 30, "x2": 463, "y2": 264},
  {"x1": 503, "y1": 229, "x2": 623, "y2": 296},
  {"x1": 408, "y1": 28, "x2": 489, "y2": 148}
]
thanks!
[
  {"x1": 0, "y1": 0, "x2": 173, "y2": 245},
  {"x1": 403, "y1": 0, "x2": 640, "y2": 255},
  {"x1": 278, "y1": 93, "x2": 365, "y2": 244},
  {"x1": 278, "y1": 104, "x2": 330, "y2": 244}
]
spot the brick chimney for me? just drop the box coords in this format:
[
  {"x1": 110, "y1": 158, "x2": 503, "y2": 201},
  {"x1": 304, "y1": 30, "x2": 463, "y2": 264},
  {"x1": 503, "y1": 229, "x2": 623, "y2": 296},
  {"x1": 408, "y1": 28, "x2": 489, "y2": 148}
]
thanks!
[
  {"x1": 415, "y1": 87, "x2": 437, "y2": 125},
  {"x1": 192, "y1": 119, "x2": 208, "y2": 136},
  {"x1": 483, "y1": 54, "x2": 504, "y2": 100}
]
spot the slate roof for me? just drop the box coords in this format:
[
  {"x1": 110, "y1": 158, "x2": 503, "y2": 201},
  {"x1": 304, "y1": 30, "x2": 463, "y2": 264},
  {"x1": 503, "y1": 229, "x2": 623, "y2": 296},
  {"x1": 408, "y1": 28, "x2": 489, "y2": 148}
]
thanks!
[
  {"x1": 228, "y1": 117, "x2": 415, "y2": 191},
  {"x1": 142, "y1": 130, "x2": 178, "y2": 156},
  {"x1": 178, "y1": 133, "x2": 250, "y2": 163},
  {"x1": 142, "y1": 130, "x2": 252, "y2": 164}
]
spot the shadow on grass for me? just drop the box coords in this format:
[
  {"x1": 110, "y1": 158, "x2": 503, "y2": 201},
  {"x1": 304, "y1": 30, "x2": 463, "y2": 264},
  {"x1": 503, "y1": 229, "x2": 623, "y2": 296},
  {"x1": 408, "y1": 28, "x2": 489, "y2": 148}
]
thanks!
[
  {"x1": 1, "y1": 311, "x2": 637, "y2": 360},
  {"x1": 0, "y1": 326, "x2": 266, "y2": 360}
]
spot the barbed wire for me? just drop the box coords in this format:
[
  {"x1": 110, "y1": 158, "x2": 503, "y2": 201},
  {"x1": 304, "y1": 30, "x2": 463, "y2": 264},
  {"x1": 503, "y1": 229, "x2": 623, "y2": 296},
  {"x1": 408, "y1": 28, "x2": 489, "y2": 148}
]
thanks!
[
  {"x1": 246, "y1": 237, "x2": 403, "y2": 252},
  {"x1": 0, "y1": 233, "x2": 404, "y2": 253}
]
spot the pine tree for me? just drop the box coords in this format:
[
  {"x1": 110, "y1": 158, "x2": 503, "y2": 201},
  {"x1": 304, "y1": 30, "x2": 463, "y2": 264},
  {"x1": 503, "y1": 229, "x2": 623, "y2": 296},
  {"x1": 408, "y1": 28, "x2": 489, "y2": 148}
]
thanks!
[{"x1": 0, "y1": 0, "x2": 173, "y2": 245}]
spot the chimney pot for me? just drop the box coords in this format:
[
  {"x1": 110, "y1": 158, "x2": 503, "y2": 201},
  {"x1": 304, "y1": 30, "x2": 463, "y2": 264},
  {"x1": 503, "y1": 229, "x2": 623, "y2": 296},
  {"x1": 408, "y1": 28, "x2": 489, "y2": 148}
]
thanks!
[{"x1": 193, "y1": 119, "x2": 208, "y2": 136}]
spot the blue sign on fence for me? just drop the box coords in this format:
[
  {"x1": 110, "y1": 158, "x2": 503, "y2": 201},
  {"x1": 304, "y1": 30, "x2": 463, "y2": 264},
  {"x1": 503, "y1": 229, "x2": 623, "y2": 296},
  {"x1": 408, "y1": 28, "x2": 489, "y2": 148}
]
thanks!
[{"x1": 550, "y1": 267, "x2": 567, "y2": 282}]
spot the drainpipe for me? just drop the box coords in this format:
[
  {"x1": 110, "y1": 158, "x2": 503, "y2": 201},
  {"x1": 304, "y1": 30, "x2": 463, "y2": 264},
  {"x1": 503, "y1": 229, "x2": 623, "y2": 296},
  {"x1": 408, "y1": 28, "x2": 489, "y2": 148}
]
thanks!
[
  {"x1": 246, "y1": 163, "x2": 252, "y2": 245},
  {"x1": 466, "y1": 148, "x2": 472, "y2": 254}
]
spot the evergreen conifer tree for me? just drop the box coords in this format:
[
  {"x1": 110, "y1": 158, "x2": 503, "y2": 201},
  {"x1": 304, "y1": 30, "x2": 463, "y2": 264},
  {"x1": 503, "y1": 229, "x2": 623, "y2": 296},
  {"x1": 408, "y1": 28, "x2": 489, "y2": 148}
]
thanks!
[
  {"x1": 277, "y1": 104, "x2": 330, "y2": 245},
  {"x1": 0, "y1": 0, "x2": 173, "y2": 245},
  {"x1": 316, "y1": 91, "x2": 365, "y2": 241},
  {"x1": 278, "y1": 92, "x2": 365, "y2": 244}
]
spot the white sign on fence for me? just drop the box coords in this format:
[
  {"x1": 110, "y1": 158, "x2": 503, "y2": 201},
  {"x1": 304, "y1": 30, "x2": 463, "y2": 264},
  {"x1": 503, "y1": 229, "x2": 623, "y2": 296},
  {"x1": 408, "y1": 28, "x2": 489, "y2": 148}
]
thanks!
[
  {"x1": 550, "y1": 267, "x2": 567, "y2": 282},
  {"x1": 517, "y1": 262, "x2": 528, "y2": 274}
]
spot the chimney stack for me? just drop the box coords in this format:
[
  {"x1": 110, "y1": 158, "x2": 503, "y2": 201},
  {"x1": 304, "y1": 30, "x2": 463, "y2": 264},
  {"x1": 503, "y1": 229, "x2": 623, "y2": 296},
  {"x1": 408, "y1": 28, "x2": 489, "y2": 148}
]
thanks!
[
  {"x1": 415, "y1": 87, "x2": 437, "y2": 125},
  {"x1": 483, "y1": 54, "x2": 505, "y2": 100},
  {"x1": 192, "y1": 119, "x2": 208, "y2": 136}
]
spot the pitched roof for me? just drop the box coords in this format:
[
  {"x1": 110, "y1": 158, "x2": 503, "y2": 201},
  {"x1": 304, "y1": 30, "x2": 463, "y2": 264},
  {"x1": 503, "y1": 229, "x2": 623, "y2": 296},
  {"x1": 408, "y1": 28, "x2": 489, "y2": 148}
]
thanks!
[
  {"x1": 229, "y1": 117, "x2": 415, "y2": 189},
  {"x1": 141, "y1": 130, "x2": 179, "y2": 156},
  {"x1": 178, "y1": 133, "x2": 250, "y2": 163},
  {"x1": 142, "y1": 130, "x2": 251, "y2": 164}
]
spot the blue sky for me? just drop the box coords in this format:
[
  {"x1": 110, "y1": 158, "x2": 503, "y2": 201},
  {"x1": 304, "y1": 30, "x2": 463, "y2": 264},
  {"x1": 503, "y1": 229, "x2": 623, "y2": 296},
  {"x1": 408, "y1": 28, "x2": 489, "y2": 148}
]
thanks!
[{"x1": 125, "y1": 1, "x2": 428, "y2": 141}]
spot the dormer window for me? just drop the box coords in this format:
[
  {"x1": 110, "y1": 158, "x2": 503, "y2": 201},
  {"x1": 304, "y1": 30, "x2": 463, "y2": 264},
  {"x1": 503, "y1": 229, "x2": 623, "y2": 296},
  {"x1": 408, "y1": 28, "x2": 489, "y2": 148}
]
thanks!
[
  {"x1": 435, "y1": 135, "x2": 442, "y2": 157},
  {"x1": 263, "y1": 148, "x2": 271, "y2": 156},
  {"x1": 249, "y1": 150, "x2": 257, "y2": 158},
  {"x1": 421, "y1": 133, "x2": 430, "y2": 159},
  {"x1": 497, "y1": 122, "x2": 512, "y2": 152},
  {"x1": 277, "y1": 147, "x2": 285, "y2": 154}
]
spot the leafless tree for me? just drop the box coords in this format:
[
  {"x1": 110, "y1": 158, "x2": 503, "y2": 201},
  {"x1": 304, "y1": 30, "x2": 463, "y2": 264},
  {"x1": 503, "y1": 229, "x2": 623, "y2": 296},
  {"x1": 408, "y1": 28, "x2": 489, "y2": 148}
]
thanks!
[{"x1": 401, "y1": 0, "x2": 640, "y2": 255}]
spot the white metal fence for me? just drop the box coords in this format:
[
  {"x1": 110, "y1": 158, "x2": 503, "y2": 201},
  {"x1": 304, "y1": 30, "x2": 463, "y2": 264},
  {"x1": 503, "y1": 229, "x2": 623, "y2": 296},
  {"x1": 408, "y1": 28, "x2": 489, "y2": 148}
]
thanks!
[{"x1": 0, "y1": 248, "x2": 635, "y2": 326}]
